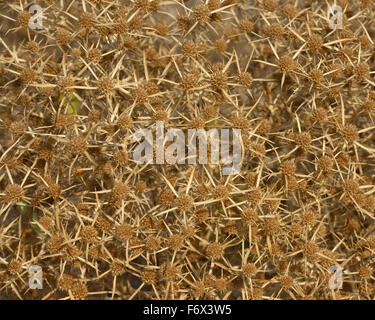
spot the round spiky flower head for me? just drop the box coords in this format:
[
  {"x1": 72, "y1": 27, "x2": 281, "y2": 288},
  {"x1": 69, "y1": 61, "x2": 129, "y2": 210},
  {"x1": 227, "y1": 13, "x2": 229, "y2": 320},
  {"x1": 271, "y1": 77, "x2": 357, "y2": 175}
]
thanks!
[
  {"x1": 110, "y1": 260, "x2": 126, "y2": 276},
  {"x1": 57, "y1": 77, "x2": 74, "y2": 94},
  {"x1": 237, "y1": 72, "x2": 253, "y2": 87},
  {"x1": 56, "y1": 28, "x2": 72, "y2": 45},
  {"x1": 278, "y1": 56, "x2": 298, "y2": 73},
  {"x1": 79, "y1": 12, "x2": 96, "y2": 29},
  {"x1": 176, "y1": 193, "x2": 194, "y2": 211},
  {"x1": 243, "y1": 263, "x2": 257, "y2": 277},
  {"x1": 112, "y1": 224, "x2": 132, "y2": 242},
  {"x1": 88, "y1": 48, "x2": 102, "y2": 64},
  {"x1": 70, "y1": 136, "x2": 87, "y2": 154},
  {"x1": 18, "y1": 11, "x2": 31, "y2": 27},
  {"x1": 194, "y1": 4, "x2": 211, "y2": 22},
  {"x1": 4, "y1": 184, "x2": 24, "y2": 203},
  {"x1": 307, "y1": 34, "x2": 324, "y2": 52},
  {"x1": 98, "y1": 77, "x2": 116, "y2": 95},
  {"x1": 206, "y1": 242, "x2": 224, "y2": 259},
  {"x1": 263, "y1": 0, "x2": 279, "y2": 11},
  {"x1": 279, "y1": 275, "x2": 294, "y2": 288},
  {"x1": 80, "y1": 225, "x2": 98, "y2": 242},
  {"x1": 141, "y1": 270, "x2": 157, "y2": 285},
  {"x1": 340, "y1": 124, "x2": 359, "y2": 143}
]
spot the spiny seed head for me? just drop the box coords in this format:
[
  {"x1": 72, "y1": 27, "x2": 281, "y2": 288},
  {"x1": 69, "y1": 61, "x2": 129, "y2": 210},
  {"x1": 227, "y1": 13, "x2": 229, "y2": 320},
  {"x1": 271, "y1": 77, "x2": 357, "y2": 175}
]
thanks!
[
  {"x1": 110, "y1": 260, "x2": 126, "y2": 276},
  {"x1": 263, "y1": 0, "x2": 279, "y2": 11},
  {"x1": 309, "y1": 68, "x2": 324, "y2": 84},
  {"x1": 280, "y1": 159, "x2": 296, "y2": 176},
  {"x1": 155, "y1": 23, "x2": 168, "y2": 36},
  {"x1": 9, "y1": 121, "x2": 26, "y2": 135},
  {"x1": 39, "y1": 216, "x2": 54, "y2": 230},
  {"x1": 176, "y1": 193, "x2": 194, "y2": 211},
  {"x1": 214, "y1": 38, "x2": 227, "y2": 53},
  {"x1": 206, "y1": 242, "x2": 224, "y2": 259},
  {"x1": 181, "y1": 70, "x2": 200, "y2": 91},
  {"x1": 113, "y1": 182, "x2": 129, "y2": 198},
  {"x1": 208, "y1": 0, "x2": 220, "y2": 10},
  {"x1": 263, "y1": 23, "x2": 284, "y2": 39},
  {"x1": 295, "y1": 132, "x2": 312, "y2": 148},
  {"x1": 80, "y1": 225, "x2": 97, "y2": 242},
  {"x1": 340, "y1": 124, "x2": 359, "y2": 143},
  {"x1": 141, "y1": 270, "x2": 157, "y2": 285},
  {"x1": 249, "y1": 286, "x2": 263, "y2": 300},
  {"x1": 177, "y1": 15, "x2": 191, "y2": 32},
  {"x1": 146, "y1": 236, "x2": 161, "y2": 251},
  {"x1": 114, "y1": 20, "x2": 129, "y2": 35},
  {"x1": 4, "y1": 184, "x2": 23, "y2": 203},
  {"x1": 317, "y1": 156, "x2": 333, "y2": 172},
  {"x1": 363, "y1": 99, "x2": 375, "y2": 114},
  {"x1": 56, "y1": 29, "x2": 72, "y2": 44},
  {"x1": 213, "y1": 184, "x2": 230, "y2": 200},
  {"x1": 26, "y1": 41, "x2": 39, "y2": 53},
  {"x1": 129, "y1": 16, "x2": 143, "y2": 31},
  {"x1": 20, "y1": 68, "x2": 36, "y2": 83},
  {"x1": 210, "y1": 69, "x2": 228, "y2": 90},
  {"x1": 355, "y1": 63, "x2": 370, "y2": 79},
  {"x1": 278, "y1": 56, "x2": 298, "y2": 73},
  {"x1": 79, "y1": 12, "x2": 96, "y2": 29},
  {"x1": 343, "y1": 179, "x2": 359, "y2": 195},
  {"x1": 312, "y1": 107, "x2": 327, "y2": 122},
  {"x1": 168, "y1": 234, "x2": 184, "y2": 249},
  {"x1": 58, "y1": 274, "x2": 75, "y2": 291},
  {"x1": 232, "y1": 114, "x2": 250, "y2": 130},
  {"x1": 115, "y1": 223, "x2": 133, "y2": 241},
  {"x1": 117, "y1": 113, "x2": 133, "y2": 129},
  {"x1": 71, "y1": 281, "x2": 88, "y2": 300},
  {"x1": 239, "y1": 19, "x2": 253, "y2": 34},
  {"x1": 160, "y1": 264, "x2": 180, "y2": 281},
  {"x1": 48, "y1": 183, "x2": 61, "y2": 199},
  {"x1": 302, "y1": 211, "x2": 315, "y2": 226},
  {"x1": 114, "y1": 150, "x2": 128, "y2": 166},
  {"x1": 257, "y1": 119, "x2": 272, "y2": 134},
  {"x1": 303, "y1": 241, "x2": 319, "y2": 258},
  {"x1": 57, "y1": 77, "x2": 74, "y2": 94},
  {"x1": 279, "y1": 275, "x2": 294, "y2": 288},
  {"x1": 157, "y1": 188, "x2": 175, "y2": 206},
  {"x1": 182, "y1": 40, "x2": 197, "y2": 57},
  {"x1": 281, "y1": 3, "x2": 298, "y2": 19},
  {"x1": 189, "y1": 117, "x2": 205, "y2": 129},
  {"x1": 46, "y1": 235, "x2": 64, "y2": 252},
  {"x1": 262, "y1": 217, "x2": 280, "y2": 235},
  {"x1": 18, "y1": 11, "x2": 31, "y2": 27},
  {"x1": 194, "y1": 4, "x2": 211, "y2": 22},
  {"x1": 135, "y1": 181, "x2": 147, "y2": 193},
  {"x1": 71, "y1": 136, "x2": 87, "y2": 154},
  {"x1": 307, "y1": 34, "x2": 324, "y2": 51},
  {"x1": 359, "y1": 266, "x2": 372, "y2": 279},
  {"x1": 95, "y1": 216, "x2": 111, "y2": 232},
  {"x1": 241, "y1": 207, "x2": 258, "y2": 224},
  {"x1": 7, "y1": 259, "x2": 22, "y2": 274},
  {"x1": 88, "y1": 48, "x2": 102, "y2": 64},
  {"x1": 245, "y1": 172, "x2": 257, "y2": 186},
  {"x1": 246, "y1": 188, "x2": 262, "y2": 204},
  {"x1": 195, "y1": 207, "x2": 209, "y2": 222},
  {"x1": 237, "y1": 72, "x2": 253, "y2": 87},
  {"x1": 98, "y1": 77, "x2": 116, "y2": 95},
  {"x1": 243, "y1": 263, "x2": 257, "y2": 277}
]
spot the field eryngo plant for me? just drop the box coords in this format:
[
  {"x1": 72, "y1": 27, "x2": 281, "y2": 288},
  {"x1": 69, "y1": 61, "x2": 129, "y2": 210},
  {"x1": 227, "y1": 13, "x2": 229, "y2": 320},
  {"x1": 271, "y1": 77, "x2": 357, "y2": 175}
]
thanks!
[{"x1": 1, "y1": 0, "x2": 375, "y2": 300}]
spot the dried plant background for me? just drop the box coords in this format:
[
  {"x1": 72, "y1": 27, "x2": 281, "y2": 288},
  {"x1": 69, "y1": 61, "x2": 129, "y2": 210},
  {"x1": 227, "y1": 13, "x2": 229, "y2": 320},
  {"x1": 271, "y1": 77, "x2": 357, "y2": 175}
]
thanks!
[{"x1": 1, "y1": 0, "x2": 375, "y2": 300}]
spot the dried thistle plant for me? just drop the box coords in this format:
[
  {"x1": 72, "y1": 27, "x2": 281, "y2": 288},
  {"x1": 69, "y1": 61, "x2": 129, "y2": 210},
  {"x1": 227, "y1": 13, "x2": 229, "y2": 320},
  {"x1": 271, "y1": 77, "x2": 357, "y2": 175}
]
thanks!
[{"x1": 0, "y1": 0, "x2": 375, "y2": 301}]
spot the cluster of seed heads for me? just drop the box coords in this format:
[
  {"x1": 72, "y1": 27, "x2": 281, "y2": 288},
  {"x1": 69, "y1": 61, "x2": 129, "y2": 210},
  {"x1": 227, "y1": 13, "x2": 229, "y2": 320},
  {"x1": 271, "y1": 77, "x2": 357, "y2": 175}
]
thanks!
[{"x1": 1, "y1": 0, "x2": 375, "y2": 301}]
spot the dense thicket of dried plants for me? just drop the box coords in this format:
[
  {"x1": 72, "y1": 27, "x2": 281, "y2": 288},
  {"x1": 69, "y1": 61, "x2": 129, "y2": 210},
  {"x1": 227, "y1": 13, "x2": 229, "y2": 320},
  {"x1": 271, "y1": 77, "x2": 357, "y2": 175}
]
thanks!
[{"x1": 1, "y1": 0, "x2": 375, "y2": 300}]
